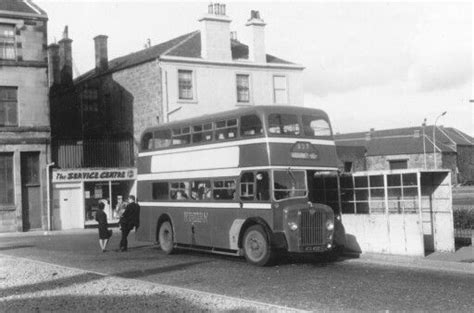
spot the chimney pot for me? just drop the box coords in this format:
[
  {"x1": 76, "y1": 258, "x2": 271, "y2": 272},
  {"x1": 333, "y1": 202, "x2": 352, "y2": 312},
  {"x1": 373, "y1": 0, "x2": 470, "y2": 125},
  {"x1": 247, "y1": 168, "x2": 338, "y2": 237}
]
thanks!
[
  {"x1": 58, "y1": 25, "x2": 73, "y2": 85},
  {"x1": 47, "y1": 43, "x2": 60, "y2": 86},
  {"x1": 245, "y1": 9, "x2": 266, "y2": 63},
  {"x1": 199, "y1": 3, "x2": 232, "y2": 61}
]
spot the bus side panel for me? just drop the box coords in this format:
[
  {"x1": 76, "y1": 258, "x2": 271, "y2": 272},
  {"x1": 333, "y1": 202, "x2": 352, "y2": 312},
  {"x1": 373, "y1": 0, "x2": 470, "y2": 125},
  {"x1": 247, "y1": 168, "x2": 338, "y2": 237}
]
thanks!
[
  {"x1": 172, "y1": 206, "x2": 211, "y2": 246},
  {"x1": 137, "y1": 181, "x2": 152, "y2": 203},
  {"x1": 239, "y1": 144, "x2": 269, "y2": 167},
  {"x1": 136, "y1": 205, "x2": 158, "y2": 242},
  {"x1": 269, "y1": 143, "x2": 338, "y2": 168},
  {"x1": 137, "y1": 155, "x2": 152, "y2": 174}
]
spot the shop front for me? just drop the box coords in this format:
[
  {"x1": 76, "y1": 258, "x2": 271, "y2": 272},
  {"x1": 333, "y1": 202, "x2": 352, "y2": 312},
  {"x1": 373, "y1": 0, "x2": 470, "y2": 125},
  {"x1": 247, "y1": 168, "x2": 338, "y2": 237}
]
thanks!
[{"x1": 52, "y1": 168, "x2": 137, "y2": 229}]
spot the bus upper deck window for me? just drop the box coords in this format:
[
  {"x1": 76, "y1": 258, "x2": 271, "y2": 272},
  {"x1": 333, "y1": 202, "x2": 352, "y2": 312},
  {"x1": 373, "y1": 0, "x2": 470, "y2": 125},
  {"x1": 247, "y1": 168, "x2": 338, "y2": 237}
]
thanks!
[
  {"x1": 172, "y1": 127, "x2": 190, "y2": 145},
  {"x1": 153, "y1": 129, "x2": 171, "y2": 148},
  {"x1": 215, "y1": 118, "x2": 238, "y2": 140},
  {"x1": 193, "y1": 123, "x2": 213, "y2": 143},
  {"x1": 268, "y1": 114, "x2": 300, "y2": 136},
  {"x1": 142, "y1": 132, "x2": 153, "y2": 150},
  {"x1": 241, "y1": 115, "x2": 263, "y2": 137},
  {"x1": 302, "y1": 115, "x2": 331, "y2": 137}
]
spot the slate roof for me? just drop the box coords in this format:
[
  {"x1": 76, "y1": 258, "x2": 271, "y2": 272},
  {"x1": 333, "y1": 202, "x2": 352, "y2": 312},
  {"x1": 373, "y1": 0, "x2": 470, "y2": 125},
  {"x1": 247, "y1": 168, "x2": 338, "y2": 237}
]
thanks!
[
  {"x1": 0, "y1": 0, "x2": 47, "y2": 16},
  {"x1": 335, "y1": 126, "x2": 473, "y2": 156},
  {"x1": 75, "y1": 31, "x2": 295, "y2": 84}
]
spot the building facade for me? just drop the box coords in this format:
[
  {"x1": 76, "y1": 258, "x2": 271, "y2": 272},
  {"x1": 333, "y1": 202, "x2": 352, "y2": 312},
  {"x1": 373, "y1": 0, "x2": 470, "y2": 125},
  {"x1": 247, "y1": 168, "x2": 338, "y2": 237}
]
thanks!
[
  {"x1": 49, "y1": 3, "x2": 304, "y2": 229},
  {"x1": 335, "y1": 126, "x2": 474, "y2": 184},
  {"x1": 0, "y1": 0, "x2": 49, "y2": 232}
]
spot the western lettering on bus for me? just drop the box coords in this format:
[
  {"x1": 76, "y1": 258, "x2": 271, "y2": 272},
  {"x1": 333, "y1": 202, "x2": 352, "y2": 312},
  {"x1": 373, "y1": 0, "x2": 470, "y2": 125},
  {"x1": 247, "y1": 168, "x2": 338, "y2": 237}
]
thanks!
[{"x1": 136, "y1": 106, "x2": 342, "y2": 266}]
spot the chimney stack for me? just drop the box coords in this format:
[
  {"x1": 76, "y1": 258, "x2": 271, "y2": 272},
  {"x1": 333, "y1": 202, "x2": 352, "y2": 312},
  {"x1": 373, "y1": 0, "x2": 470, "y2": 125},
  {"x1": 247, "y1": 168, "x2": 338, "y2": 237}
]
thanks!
[
  {"x1": 47, "y1": 43, "x2": 60, "y2": 86},
  {"x1": 199, "y1": 3, "x2": 232, "y2": 61},
  {"x1": 94, "y1": 35, "x2": 108, "y2": 72},
  {"x1": 58, "y1": 26, "x2": 73, "y2": 85},
  {"x1": 245, "y1": 10, "x2": 266, "y2": 63}
]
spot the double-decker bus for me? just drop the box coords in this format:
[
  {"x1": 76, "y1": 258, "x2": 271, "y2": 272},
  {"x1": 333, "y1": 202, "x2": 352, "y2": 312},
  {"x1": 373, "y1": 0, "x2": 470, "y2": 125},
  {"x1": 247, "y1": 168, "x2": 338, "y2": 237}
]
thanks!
[{"x1": 136, "y1": 105, "x2": 344, "y2": 265}]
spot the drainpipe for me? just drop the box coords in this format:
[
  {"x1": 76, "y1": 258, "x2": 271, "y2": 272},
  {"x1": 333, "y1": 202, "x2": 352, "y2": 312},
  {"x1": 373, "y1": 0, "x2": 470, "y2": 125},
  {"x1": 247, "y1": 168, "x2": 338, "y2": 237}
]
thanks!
[{"x1": 46, "y1": 162, "x2": 55, "y2": 231}]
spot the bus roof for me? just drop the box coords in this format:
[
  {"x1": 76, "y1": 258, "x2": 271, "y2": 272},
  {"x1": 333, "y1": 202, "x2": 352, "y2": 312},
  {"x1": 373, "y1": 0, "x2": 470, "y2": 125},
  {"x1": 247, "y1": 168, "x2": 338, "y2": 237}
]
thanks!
[{"x1": 143, "y1": 105, "x2": 329, "y2": 134}]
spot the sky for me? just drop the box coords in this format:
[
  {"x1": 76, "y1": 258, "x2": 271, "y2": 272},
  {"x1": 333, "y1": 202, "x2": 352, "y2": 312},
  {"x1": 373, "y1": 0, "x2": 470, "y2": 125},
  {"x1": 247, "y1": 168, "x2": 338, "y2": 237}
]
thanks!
[{"x1": 36, "y1": 0, "x2": 473, "y2": 136}]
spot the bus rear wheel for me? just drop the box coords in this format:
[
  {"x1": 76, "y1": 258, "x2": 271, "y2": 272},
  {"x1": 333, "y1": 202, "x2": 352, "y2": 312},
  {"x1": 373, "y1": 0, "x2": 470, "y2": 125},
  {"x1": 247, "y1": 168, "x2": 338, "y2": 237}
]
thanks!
[
  {"x1": 158, "y1": 221, "x2": 174, "y2": 254},
  {"x1": 243, "y1": 225, "x2": 274, "y2": 266}
]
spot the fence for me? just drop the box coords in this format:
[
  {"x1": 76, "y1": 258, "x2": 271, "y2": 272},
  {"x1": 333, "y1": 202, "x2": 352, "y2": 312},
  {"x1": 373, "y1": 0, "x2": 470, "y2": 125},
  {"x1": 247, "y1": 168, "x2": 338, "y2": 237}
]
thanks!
[{"x1": 52, "y1": 137, "x2": 134, "y2": 168}]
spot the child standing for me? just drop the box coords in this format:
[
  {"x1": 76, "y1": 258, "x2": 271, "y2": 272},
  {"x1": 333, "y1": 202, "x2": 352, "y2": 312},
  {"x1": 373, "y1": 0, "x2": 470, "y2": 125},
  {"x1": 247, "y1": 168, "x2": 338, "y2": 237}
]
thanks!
[{"x1": 96, "y1": 201, "x2": 112, "y2": 252}]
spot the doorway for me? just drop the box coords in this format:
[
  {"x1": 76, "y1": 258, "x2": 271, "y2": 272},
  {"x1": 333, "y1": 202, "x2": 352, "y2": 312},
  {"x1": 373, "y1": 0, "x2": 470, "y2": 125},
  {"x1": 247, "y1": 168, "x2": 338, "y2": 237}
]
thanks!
[
  {"x1": 59, "y1": 187, "x2": 83, "y2": 229},
  {"x1": 21, "y1": 152, "x2": 41, "y2": 231}
]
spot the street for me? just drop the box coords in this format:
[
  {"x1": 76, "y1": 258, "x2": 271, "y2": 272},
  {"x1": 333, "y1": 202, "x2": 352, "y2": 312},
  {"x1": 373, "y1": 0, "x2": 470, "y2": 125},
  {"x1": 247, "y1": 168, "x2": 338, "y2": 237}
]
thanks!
[{"x1": 1, "y1": 230, "x2": 473, "y2": 312}]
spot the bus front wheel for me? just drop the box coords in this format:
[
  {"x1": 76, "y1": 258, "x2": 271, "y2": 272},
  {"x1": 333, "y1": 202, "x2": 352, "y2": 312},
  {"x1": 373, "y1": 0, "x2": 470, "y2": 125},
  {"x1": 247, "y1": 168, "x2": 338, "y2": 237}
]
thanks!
[
  {"x1": 243, "y1": 225, "x2": 274, "y2": 266},
  {"x1": 158, "y1": 221, "x2": 174, "y2": 254}
]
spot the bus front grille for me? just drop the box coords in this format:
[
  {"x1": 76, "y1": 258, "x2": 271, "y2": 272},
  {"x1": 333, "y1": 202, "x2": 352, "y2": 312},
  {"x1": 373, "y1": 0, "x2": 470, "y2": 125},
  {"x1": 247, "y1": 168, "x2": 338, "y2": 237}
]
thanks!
[{"x1": 299, "y1": 210, "x2": 325, "y2": 246}]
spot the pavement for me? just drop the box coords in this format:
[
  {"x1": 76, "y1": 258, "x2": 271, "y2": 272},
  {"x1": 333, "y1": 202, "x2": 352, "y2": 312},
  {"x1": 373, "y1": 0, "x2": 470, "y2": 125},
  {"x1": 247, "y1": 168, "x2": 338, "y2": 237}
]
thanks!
[{"x1": 0, "y1": 229, "x2": 473, "y2": 275}]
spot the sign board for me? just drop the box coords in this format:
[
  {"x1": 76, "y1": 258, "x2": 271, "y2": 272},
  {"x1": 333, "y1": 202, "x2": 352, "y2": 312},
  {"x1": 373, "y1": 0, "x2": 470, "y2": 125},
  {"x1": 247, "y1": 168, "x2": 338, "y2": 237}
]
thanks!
[
  {"x1": 52, "y1": 168, "x2": 137, "y2": 183},
  {"x1": 290, "y1": 142, "x2": 318, "y2": 160}
]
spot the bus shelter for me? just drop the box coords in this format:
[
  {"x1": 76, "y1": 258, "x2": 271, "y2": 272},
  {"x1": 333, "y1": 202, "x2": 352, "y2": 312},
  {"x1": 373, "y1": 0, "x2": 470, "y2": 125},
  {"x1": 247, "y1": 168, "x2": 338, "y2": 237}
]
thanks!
[{"x1": 314, "y1": 169, "x2": 454, "y2": 256}]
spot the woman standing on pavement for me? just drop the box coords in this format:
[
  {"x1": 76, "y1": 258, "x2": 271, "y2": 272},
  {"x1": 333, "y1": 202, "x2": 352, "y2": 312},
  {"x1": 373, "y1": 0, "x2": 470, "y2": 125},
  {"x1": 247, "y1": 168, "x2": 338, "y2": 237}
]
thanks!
[{"x1": 96, "y1": 201, "x2": 112, "y2": 252}]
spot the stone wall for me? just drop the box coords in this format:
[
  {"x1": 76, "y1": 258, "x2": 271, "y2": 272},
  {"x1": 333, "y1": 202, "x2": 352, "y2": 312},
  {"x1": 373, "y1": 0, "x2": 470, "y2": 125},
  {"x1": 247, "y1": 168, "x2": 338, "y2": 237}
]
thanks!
[
  {"x1": 366, "y1": 153, "x2": 442, "y2": 171},
  {"x1": 0, "y1": 12, "x2": 49, "y2": 232},
  {"x1": 113, "y1": 61, "x2": 163, "y2": 158}
]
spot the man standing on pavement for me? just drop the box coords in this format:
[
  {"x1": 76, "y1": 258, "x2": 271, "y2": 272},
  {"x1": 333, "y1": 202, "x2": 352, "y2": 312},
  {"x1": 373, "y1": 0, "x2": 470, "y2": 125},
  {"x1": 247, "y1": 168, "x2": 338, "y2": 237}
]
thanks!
[{"x1": 119, "y1": 195, "x2": 140, "y2": 252}]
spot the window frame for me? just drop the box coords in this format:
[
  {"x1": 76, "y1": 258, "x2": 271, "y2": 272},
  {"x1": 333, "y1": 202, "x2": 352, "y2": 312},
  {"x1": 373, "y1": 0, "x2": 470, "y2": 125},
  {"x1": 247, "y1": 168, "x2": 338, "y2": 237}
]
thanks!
[
  {"x1": 272, "y1": 74, "x2": 288, "y2": 104},
  {"x1": 0, "y1": 153, "x2": 14, "y2": 206},
  {"x1": 0, "y1": 86, "x2": 18, "y2": 127},
  {"x1": 177, "y1": 69, "x2": 196, "y2": 102},
  {"x1": 389, "y1": 159, "x2": 408, "y2": 170},
  {"x1": 235, "y1": 73, "x2": 251, "y2": 104},
  {"x1": 0, "y1": 23, "x2": 16, "y2": 61}
]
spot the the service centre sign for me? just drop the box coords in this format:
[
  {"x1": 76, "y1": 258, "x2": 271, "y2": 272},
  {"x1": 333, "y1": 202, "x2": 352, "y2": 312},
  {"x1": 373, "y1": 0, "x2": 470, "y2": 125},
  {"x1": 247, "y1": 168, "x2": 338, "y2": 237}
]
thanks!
[{"x1": 52, "y1": 168, "x2": 137, "y2": 183}]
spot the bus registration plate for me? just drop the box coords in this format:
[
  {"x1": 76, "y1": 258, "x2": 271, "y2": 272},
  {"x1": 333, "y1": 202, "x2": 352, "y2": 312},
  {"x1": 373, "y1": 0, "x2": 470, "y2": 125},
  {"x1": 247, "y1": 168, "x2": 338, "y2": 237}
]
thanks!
[{"x1": 304, "y1": 246, "x2": 325, "y2": 252}]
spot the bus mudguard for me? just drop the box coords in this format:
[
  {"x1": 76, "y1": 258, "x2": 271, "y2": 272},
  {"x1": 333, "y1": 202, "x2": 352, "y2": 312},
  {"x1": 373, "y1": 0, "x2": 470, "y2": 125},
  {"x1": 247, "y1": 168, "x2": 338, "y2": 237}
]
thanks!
[
  {"x1": 237, "y1": 217, "x2": 279, "y2": 250},
  {"x1": 229, "y1": 219, "x2": 245, "y2": 250}
]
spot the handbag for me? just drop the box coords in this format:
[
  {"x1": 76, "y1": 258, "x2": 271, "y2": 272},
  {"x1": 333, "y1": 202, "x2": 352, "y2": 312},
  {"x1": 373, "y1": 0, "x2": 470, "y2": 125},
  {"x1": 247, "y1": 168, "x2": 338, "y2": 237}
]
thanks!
[{"x1": 108, "y1": 229, "x2": 113, "y2": 239}]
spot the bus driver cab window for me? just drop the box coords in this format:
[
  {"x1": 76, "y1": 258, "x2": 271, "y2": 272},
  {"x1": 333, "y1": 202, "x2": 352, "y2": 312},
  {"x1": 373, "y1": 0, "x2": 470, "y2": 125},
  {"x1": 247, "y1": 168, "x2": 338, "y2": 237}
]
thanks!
[{"x1": 240, "y1": 171, "x2": 269, "y2": 201}]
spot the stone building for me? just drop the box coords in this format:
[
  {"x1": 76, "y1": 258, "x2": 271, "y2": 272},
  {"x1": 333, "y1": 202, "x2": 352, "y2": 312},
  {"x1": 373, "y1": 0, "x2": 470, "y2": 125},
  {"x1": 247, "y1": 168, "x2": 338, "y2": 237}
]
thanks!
[
  {"x1": 335, "y1": 125, "x2": 474, "y2": 184},
  {"x1": 48, "y1": 3, "x2": 303, "y2": 230},
  {"x1": 0, "y1": 0, "x2": 49, "y2": 232}
]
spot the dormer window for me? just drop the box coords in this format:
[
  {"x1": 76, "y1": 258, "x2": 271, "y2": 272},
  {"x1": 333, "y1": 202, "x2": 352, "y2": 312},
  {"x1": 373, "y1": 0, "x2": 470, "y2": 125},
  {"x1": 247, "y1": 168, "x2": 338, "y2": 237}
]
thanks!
[{"x1": 0, "y1": 24, "x2": 16, "y2": 60}]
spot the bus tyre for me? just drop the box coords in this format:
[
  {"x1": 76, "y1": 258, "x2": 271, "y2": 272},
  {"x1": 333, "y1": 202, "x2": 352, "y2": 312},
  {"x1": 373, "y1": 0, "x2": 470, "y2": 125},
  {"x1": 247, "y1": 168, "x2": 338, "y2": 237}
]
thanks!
[
  {"x1": 158, "y1": 221, "x2": 174, "y2": 254},
  {"x1": 243, "y1": 225, "x2": 274, "y2": 266}
]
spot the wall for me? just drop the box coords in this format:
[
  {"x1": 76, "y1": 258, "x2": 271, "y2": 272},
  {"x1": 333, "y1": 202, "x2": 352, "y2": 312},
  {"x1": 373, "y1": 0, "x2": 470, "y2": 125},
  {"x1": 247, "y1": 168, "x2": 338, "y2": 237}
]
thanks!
[
  {"x1": 0, "y1": 12, "x2": 49, "y2": 232},
  {"x1": 0, "y1": 143, "x2": 48, "y2": 232},
  {"x1": 441, "y1": 152, "x2": 458, "y2": 184},
  {"x1": 456, "y1": 145, "x2": 474, "y2": 183},
  {"x1": 336, "y1": 145, "x2": 367, "y2": 172},
  {"x1": 366, "y1": 153, "x2": 441, "y2": 171},
  {"x1": 0, "y1": 67, "x2": 49, "y2": 127},
  {"x1": 112, "y1": 61, "x2": 163, "y2": 157},
  {"x1": 160, "y1": 61, "x2": 304, "y2": 122}
]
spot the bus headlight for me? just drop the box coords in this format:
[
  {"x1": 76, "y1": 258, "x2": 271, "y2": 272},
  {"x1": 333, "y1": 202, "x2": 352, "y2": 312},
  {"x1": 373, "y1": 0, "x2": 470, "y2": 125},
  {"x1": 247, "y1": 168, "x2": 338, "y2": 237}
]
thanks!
[
  {"x1": 326, "y1": 220, "x2": 334, "y2": 231},
  {"x1": 288, "y1": 222, "x2": 298, "y2": 231}
]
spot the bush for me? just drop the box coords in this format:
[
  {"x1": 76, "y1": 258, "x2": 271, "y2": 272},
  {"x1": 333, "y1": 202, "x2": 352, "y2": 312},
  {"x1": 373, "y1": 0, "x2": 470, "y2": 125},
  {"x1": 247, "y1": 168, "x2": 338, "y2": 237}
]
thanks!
[{"x1": 453, "y1": 206, "x2": 474, "y2": 229}]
